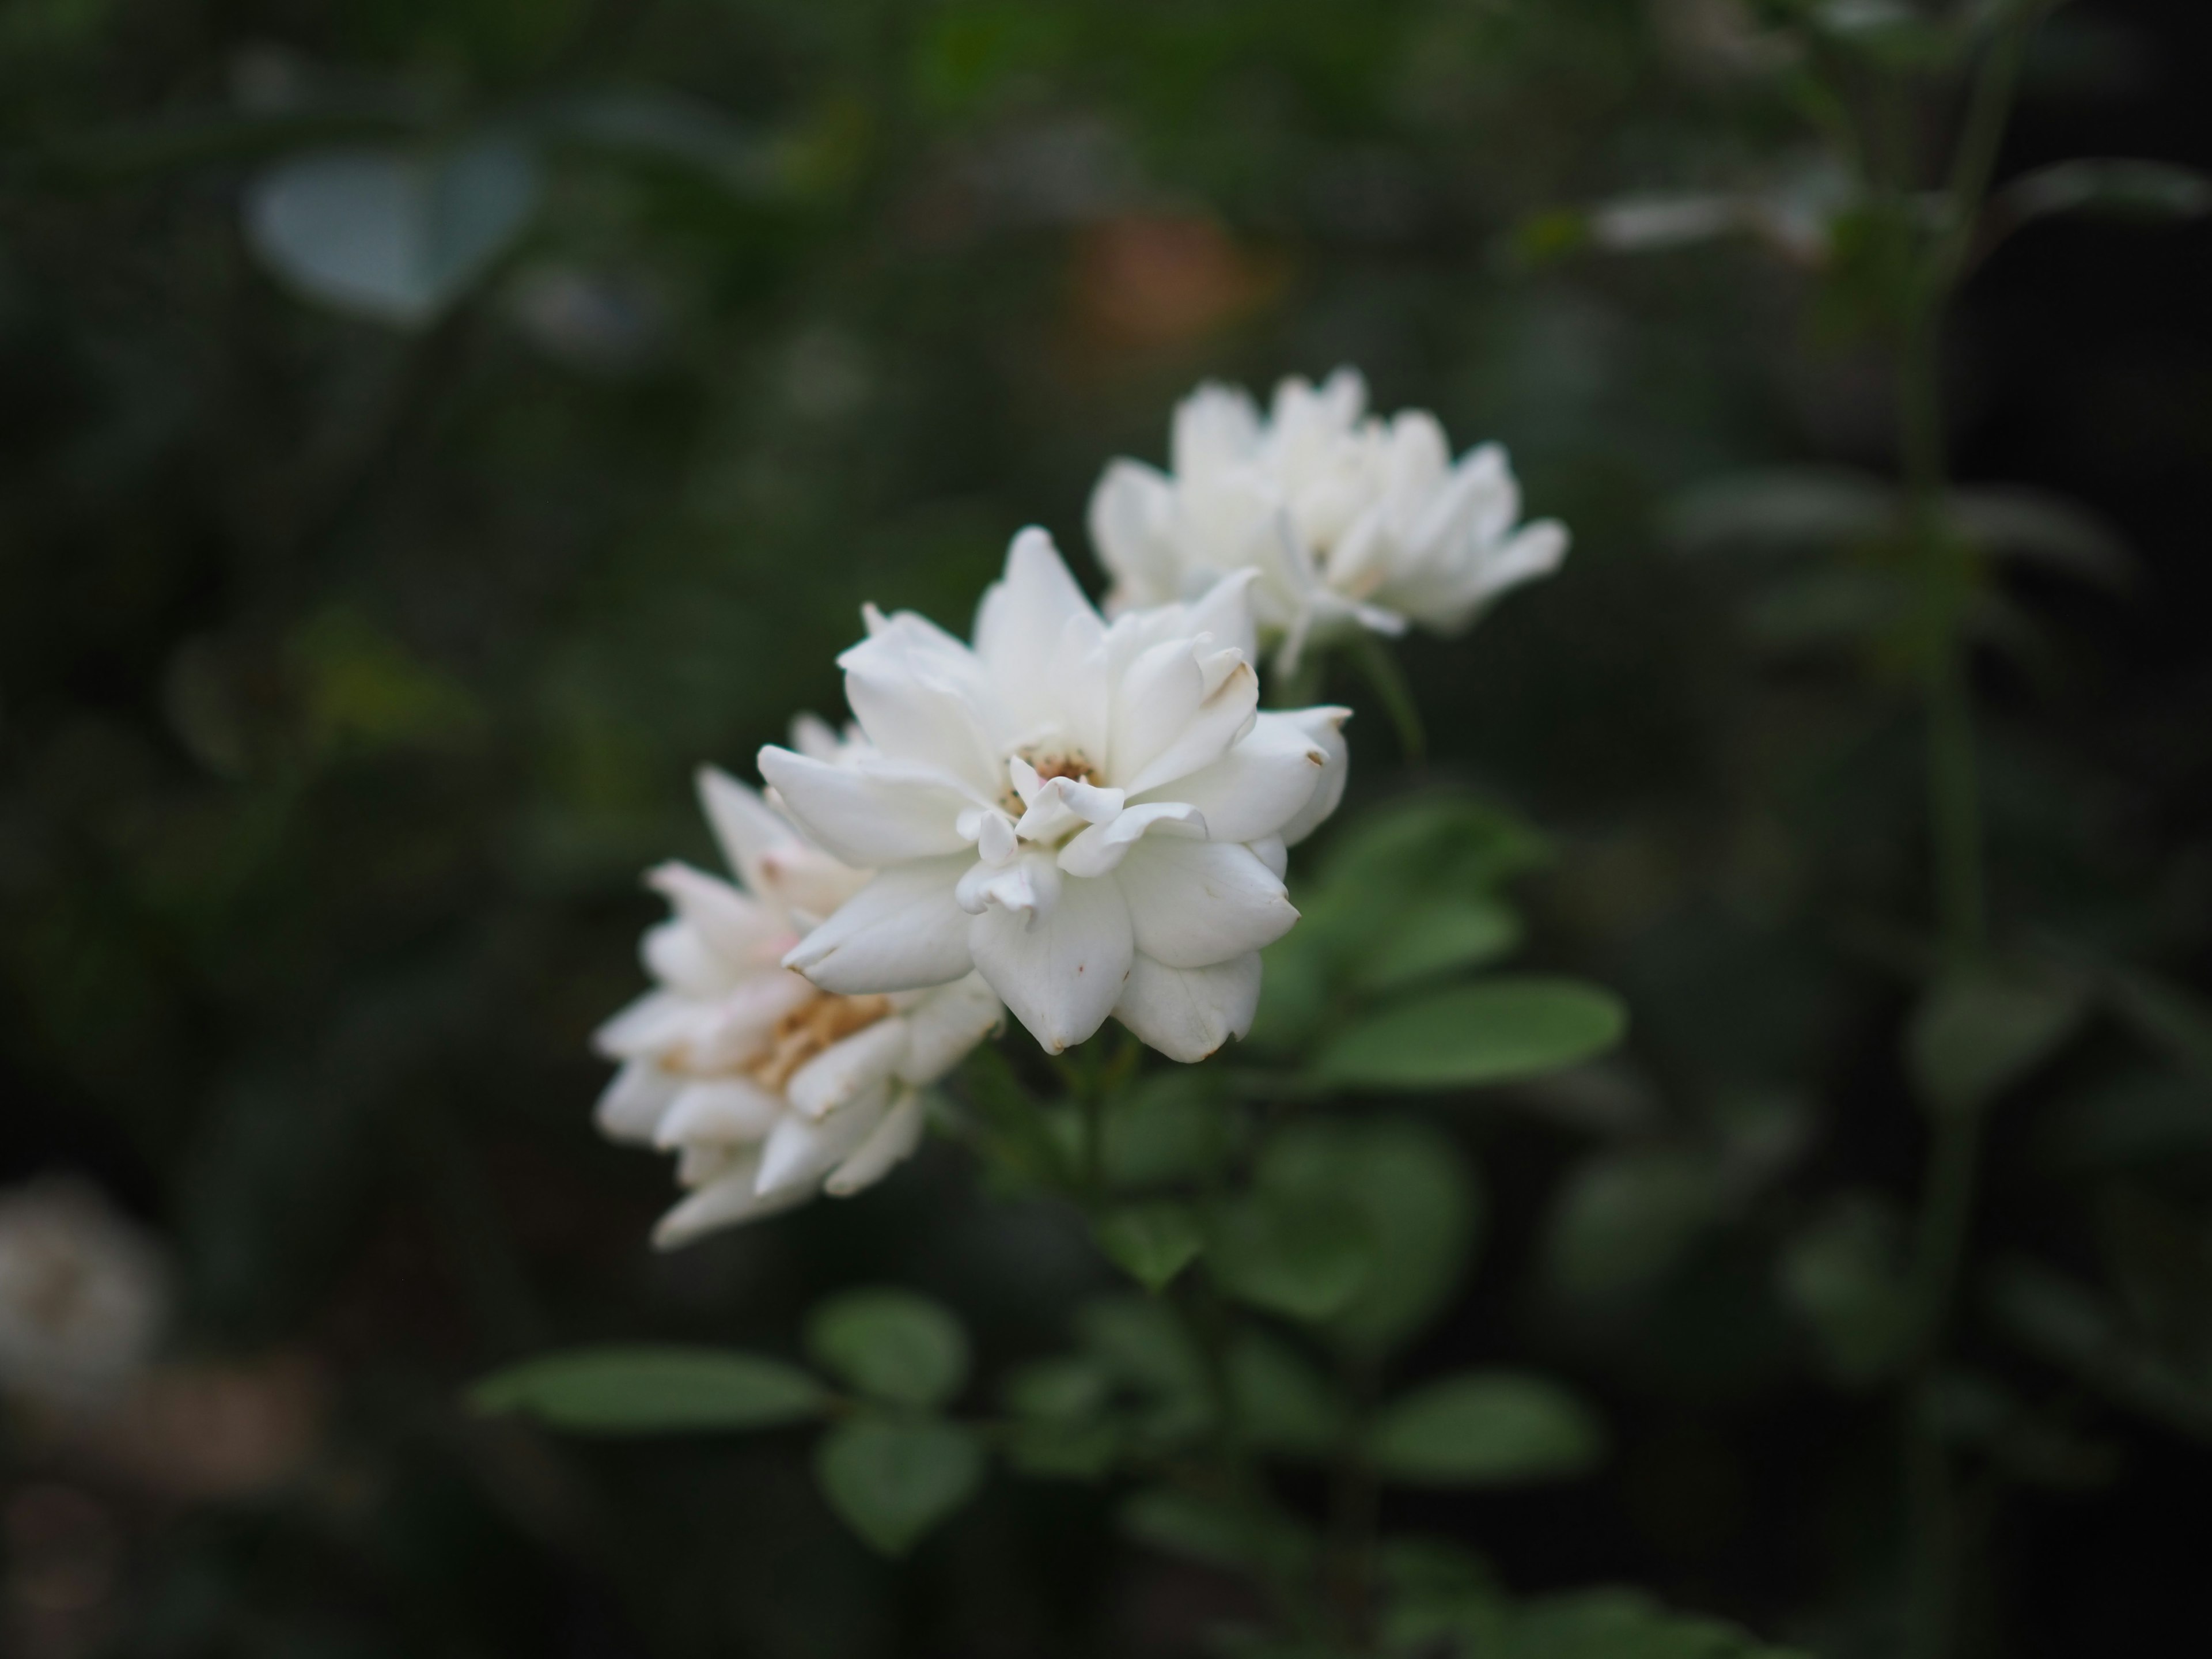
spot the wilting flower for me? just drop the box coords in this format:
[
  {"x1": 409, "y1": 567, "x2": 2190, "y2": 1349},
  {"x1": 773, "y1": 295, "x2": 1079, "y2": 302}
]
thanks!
[
  {"x1": 760, "y1": 529, "x2": 1349, "y2": 1060},
  {"x1": 1088, "y1": 368, "x2": 1570, "y2": 669},
  {"x1": 0, "y1": 1179, "x2": 168, "y2": 1411},
  {"x1": 594, "y1": 760, "x2": 1003, "y2": 1247}
]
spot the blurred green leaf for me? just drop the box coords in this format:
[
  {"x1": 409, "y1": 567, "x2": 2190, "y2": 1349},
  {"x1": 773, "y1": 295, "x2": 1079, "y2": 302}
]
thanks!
[
  {"x1": 1986, "y1": 1263, "x2": 2212, "y2": 1444},
  {"x1": 1227, "y1": 1329, "x2": 1345, "y2": 1457},
  {"x1": 1907, "y1": 964, "x2": 2087, "y2": 1115},
  {"x1": 1376, "y1": 1537, "x2": 1509, "y2": 1654},
  {"x1": 1948, "y1": 487, "x2": 2137, "y2": 590},
  {"x1": 1257, "y1": 1119, "x2": 1481, "y2": 1354},
  {"x1": 1503, "y1": 1588, "x2": 1812, "y2": 1657},
  {"x1": 1096, "y1": 1201, "x2": 1205, "y2": 1291},
  {"x1": 2105, "y1": 965, "x2": 2212, "y2": 1086},
  {"x1": 1118, "y1": 1487, "x2": 1315, "y2": 1575},
  {"x1": 244, "y1": 134, "x2": 541, "y2": 327},
  {"x1": 815, "y1": 1418, "x2": 984, "y2": 1557},
  {"x1": 1545, "y1": 1151, "x2": 1722, "y2": 1303},
  {"x1": 1664, "y1": 465, "x2": 1895, "y2": 556},
  {"x1": 1313, "y1": 978, "x2": 1626, "y2": 1092},
  {"x1": 1002, "y1": 1355, "x2": 1111, "y2": 1422},
  {"x1": 1207, "y1": 1188, "x2": 1373, "y2": 1322},
  {"x1": 805, "y1": 1289, "x2": 969, "y2": 1410},
  {"x1": 1352, "y1": 895, "x2": 1524, "y2": 996},
  {"x1": 1077, "y1": 1296, "x2": 1213, "y2": 1442},
  {"x1": 1368, "y1": 1372, "x2": 1605, "y2": 1486},
  {"x1": 468, "y1": 1346, "x2": 826, "y2": 1433},
  {"x1": 1776, "y1": 1194, "x2": 1911, "y2": 1386},
  {"x1": 1100, "y1": 1069, "x2": 1237, "y2": 1190}
]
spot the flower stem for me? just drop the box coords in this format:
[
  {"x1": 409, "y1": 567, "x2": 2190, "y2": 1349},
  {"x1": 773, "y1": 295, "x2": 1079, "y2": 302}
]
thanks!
[{"x1": 1349, "y1": 630, "x2": 1427, "y2": 767}]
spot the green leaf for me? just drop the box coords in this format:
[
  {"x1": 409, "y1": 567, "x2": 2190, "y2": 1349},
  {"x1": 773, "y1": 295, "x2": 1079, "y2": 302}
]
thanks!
[
  {"x1": 243, "y1": 135, "x2": 541, "y2": 328},
  {"x1": 2106, "y1": 965, "x2": 2212, "y2": 1086},
  {"x1": 1313, "y1": 977, "x2": 1627, "y2": 1092},
  {"x1": 1096, "y1": 1201, "x2": 1205, "y2": 1291},
  {"x1": 468, "y1": 1346, "x2": 826, "y2": 1434},
  {"x1": 1663, "y1": 465, "x2": 1896, "y2": 557},
  {"x1": 1256, "y1": 1120, "x2": 1481, "y2": 1354},
  {"x1": 1544, "y1": 1152, "x2": 1721, "y2": 1304},
  {"x1": 1118, "y1": 1487, "x2": 1315, "y2": 1575},
  {"x1": 1100, "y1": 1070, "x2": 1236, "y2": 1190},
  {"x1": 1906, "y1": 964, "x2": 2086, "y2": 1116},
  {"x1": 1505, "y1": 1588, "x2": 1813, "y2": 1658},
  {"x1": 1948, "y1": 487, "x2": 2136, "y2": 591},
  {"x1": 805, "y1": 1288, "x2": 969, "y2": 1409},
  {"x1": 1004, "y1": 1419, "x2": 1120, "y2": 1482},
  {"x1": 1368, "y1": 1372, "x2": 1604, "y2": 1486},
  {"x1": 1227, "y1": 1329, "x2": 1345, "y2": 1457},
  {"x1": 815, "y1": 1418, "x2": 985, "y2": 1556},
  {"x1": 1207, "y1": 1189, "x2": 1373, "y2": 1322},
  {"x1": 1775, "y1": 1195, "x2": 1911, "y2": 1387},
  {"x1": 1076, "y1": 1296, "x2": 1213, "y2": 1443},
  {"x1": 1986, "y1": 1263, "x2": 2212, "y2": 1445},
  {"x1": 1351, "y1": 895, "x2": 1524, "y2": 996},
  {"x1": 1002, "y1": 1355, "x2": 1111, "y2": 1423}
]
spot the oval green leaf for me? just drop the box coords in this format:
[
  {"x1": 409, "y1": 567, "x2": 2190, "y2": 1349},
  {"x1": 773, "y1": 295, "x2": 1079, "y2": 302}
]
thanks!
[
  {"x1": 1096, "y1": 1201, "x2": 1205, "y2": 1291},
  {"x1": 816, "y1": 1418, "x2": 985, "y2": 1557},
  {"x1": 805, "y1": 1287, "x2": 969, "y2": 1408},
  {"x1": 468, "y1": 1345, "x2": 826, "y2": 1434},
  {"x1": 1313, "y1": 978, "x2": 1627, "y2": 1092},
  {"x1": 1368, "y1": 1371, "x2": 1604, "y2": 1486}
]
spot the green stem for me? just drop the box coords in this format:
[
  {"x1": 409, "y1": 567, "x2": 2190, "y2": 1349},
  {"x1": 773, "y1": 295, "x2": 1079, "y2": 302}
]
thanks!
[
  {"x1": 1350, "y1": 630, "x2": 1427, "y2": 767},
  {"x1": 1885, "y1": 16, "x2": 2041, "y2": 1657}
]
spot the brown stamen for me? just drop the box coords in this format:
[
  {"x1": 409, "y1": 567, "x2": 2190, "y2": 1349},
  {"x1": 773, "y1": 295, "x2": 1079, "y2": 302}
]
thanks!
[{"x1": 745, "y1": 993, "x2": 894, "y2": 1090}]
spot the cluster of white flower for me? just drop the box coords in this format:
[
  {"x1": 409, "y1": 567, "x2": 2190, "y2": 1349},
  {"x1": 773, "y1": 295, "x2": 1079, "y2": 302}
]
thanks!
[
  {"x1": 596, "y1": 372, "x2": 1566, "y2": 1245},
  {"x1": 0, "y1": 1178, "x2": 168, "y2": 1410},
  {"x1": 1089, "y1": 369, "x2": 1570, "y2": 671}
]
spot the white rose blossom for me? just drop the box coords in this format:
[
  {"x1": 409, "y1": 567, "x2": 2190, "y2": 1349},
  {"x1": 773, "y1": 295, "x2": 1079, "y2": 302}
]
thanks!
[
  {"x1": 594, "y1": 757, "x2": 1003, "y2": 1248},
  {"x1": 759, "y1": 528, "x2": 1349, "y2": 1062},
  {"x1": 1088, "y1": 367, "x2": 1571, "y2": 669},
  {"x1": 0, "y1": 1177, "x2": 169, "y2": 1410}
]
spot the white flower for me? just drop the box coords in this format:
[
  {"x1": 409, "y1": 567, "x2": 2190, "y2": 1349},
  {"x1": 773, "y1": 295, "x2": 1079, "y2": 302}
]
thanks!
[
  {"x1": 1088, "y1": 367, "x2": 1570, "y2": 669},
  {"x1": 593, "y1": 760, "x2": 1003, "y2": 1248},
  {"x1": 759, "y1": 529, "x2": 1349, "y2": 1062},
  {"x1": 0, "y1": 1178, "x2": 168, "y2": 1410}
]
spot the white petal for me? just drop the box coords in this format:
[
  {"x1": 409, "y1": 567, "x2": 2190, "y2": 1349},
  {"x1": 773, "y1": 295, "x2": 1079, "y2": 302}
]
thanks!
[
  {"x1": 1013, "y1": 775, "x2": 1123, "y2": 843},
  {"x1": 789, "y1": 713, "x2": 847, "y2": 761},
  {"x1": 646, "y1": 862, "x2": 786, "y2": 965},
  {"x1": 1119, "y1": 656, "x2": 1259, "y2": 797},
  {"x1": 757, "y1": 747, "x2": 974, "y2": 867},
  {"x1": 1250, "y1": 835, "x2": 1287, "y2": 879},
  {"x1": 974, "y1": 527, "x2": 1107, "y2": 734},
  {"x1": 1057, "y1": 801, "x2": 1207, "y2": 878},
  {"x1": 653, "y1": 1162, "x2": 809, "y2": 1249},
  {"x1": 695, "y1": 766, "x2": 798, "y2": 900},
  {"x1": 1086, "y1": 460, "x2": 1183, "y2": 611},
  {"x1": 1177, "y1": 569, "x2": 1262, "y2": 665},
  {"x1": 655, "y1": 1078, "x2": 786, "y2": 1147},
  {"x1": 955, "y1": 849, "x2": 1062, "y2": 918},
  {"x1": 642, "y1": 919, "x2": 737, "y2": 998},
  {"x1": 594, "y1": 1059, "x2": 681, "y2": 1143},
  {"x1": 824, "y1": 1090, "x2": 929, "y2": 1196},
  {"x1": 684, "y1": 971, "x2": 817, "y2": 1071},
  {"x1": 1113, "y1": 951, "x2": 1263, "y2": 1063},
  {"x1": 1173, "y1": 381, "x2": 1263, "y2": 477},
  {"x1": 968, "y1": 871, "x2": 1134, "y2": 1053},
  {"x1": 840, "y1": 629, "x2": 1005, "y2": 798},
  {"x1": 1275, "y1": 707, "x2": 1350, "y2": 847},
  {"x1": 592, "y1": 990, "x2": 699, "y2": 1059},
  {"x1": 787, "y1": 1017, "x2": 911, "y2": 1121},
  {"x1": 896, "y1": 975, "x2": 1003, "y2": 1084},
  {"x1": 1115, "y1": 838, "x2": 1298, "y2": 969},
  {"x1": 782, "y1": 856, "x2": 976, "y2": 993},
  {"x1": 1138, "y1": 708, "x2": 1345, "y2": 844},
  {"x1": 756, "y1": 1085, "x2": 892, "y2": 1196}
]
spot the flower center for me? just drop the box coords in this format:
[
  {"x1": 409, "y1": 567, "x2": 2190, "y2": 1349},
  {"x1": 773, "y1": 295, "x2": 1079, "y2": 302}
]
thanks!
[
  {"x1": 745, "y1": 991, "x2": 893, "y2": 1091},
  {"x1": 1001, "y1": 747, "x2": 1098, "y2": 819}
]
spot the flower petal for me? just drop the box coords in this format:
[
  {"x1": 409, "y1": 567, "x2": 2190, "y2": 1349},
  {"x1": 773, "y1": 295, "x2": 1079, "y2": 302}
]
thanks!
[
  {"x1": 824, "y1": 1089, "x2": 929, "y2": 1196},
  {"x1": 1275, "y1": 707, "x2": 1350, "y2": 847},
  {"x1": 1087, "y1": 460, "x2": 1182, "y2": 611},
  {"x1": 1115, "y1": 838, "x2": 1298, "y2": 969},
  {"x1": 1137, "y1": 708, "x2": 1346, "y2": 844},
  {"x1": 968, "y1": 871, "x2": 1134, "y2": 1053},
  {"x1": 1057, "y1": 801, "x2": 1207, "y2": 878},
  {"x1": 646, "y1": 862, "x2": 785, "y2": 965},
  {"x1": 787, "y1": 1016, "x2": 911, "y2": 1121},
  {"x1": 974, "y1": 527, "x2": 1107, "y2": 732},
  {"x1": 756, "y1": 1084, "x2": 892, "y2": 1196},
  {"x1": 757, "y1": 747, "x2": 974, "y2": 868},
  {"x1": 695, "y1": 766, "x2": 797, "y2": 900},
  {"x1": 1113, "y1": 951, "x2": 1262, "y2": 1063},
  {"x1": 652, "y1": 1159, "x2": 809, "y2": 1249},
  {"x1": 1118, "y1": 655, "x2": 1259, "y2": 797},
  {"x1": 896, "y1": 974, "x2": 1003, "y2": 1084},
  {"x1": 642, "y1": 919, "x2": 737, "y2": 998},
  {"x1": 655, "y1": 1078, "x2": 786, "y2": 1147},
  {"x1": 783, "y1": 856, "x2": 976, "y2": 993},
  {"x1": 594, "y1": 1058, "x2": 681, "y2": 1143},
  {"x1": 840, "y1": 625, "x2": 1005, "y2": 798},
  {"x1": 593, "y1": 990, "x2": 699, "y2": 1060}
]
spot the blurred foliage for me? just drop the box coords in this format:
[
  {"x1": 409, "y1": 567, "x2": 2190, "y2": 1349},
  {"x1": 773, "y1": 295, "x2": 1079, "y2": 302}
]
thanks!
[{"x1": 4, "y1": 0, "x2": 2212, "y2": 1656}]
